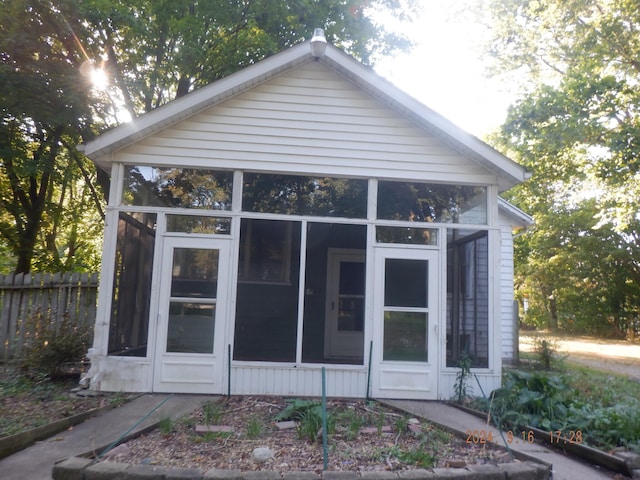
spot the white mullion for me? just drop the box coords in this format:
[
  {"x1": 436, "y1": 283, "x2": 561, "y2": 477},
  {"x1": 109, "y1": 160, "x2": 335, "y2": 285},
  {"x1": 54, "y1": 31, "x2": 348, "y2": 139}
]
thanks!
[{"x1": 295, "y1": 220, "x2": 308, "y2": 365}]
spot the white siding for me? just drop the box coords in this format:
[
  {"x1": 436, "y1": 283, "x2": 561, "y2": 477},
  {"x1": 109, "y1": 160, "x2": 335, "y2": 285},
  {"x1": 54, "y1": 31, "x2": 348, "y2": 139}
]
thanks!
[
  {"x1": 499, "y1": 225, "x2": 516, "y2": 362},
  {"x1": 231, "y1": 365, "x2": 368, "y2": 398},
  {"x1": 115, "y1": 62, "x2": 495, "y2": 184}
]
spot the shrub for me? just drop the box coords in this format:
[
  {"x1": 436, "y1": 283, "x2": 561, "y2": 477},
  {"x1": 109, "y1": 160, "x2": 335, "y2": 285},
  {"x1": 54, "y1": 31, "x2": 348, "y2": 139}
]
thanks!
[
  {"x1": 20, "y1": 310, "x2": 92, "y2": 379},
  {"x1": 533, "y1": 337, "x2": 557, "y2": 369}
]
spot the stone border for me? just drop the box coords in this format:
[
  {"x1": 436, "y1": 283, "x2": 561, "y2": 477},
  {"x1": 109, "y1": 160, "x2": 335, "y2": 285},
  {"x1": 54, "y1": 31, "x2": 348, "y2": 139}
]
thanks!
[{"x1": 53, "y1": 457, "x2": 551, "y2": 480}]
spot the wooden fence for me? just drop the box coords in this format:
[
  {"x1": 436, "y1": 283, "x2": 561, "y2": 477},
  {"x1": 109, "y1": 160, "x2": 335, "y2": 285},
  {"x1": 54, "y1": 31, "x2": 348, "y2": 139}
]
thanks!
[{"x1": 0, "y1": 272, "x2": 99, "y2": 362}]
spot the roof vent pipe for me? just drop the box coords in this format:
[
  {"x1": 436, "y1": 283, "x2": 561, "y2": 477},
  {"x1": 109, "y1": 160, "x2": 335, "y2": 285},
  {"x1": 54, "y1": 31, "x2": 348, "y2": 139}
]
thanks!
[{"x1": 310, "y1": 28, "x2": 327, "y2": 58}]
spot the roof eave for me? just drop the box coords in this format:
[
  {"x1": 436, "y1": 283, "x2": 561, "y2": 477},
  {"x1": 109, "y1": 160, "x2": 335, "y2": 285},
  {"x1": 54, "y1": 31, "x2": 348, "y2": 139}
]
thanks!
[
  {"x1": 318, "y1": 47, "x2": 529, "y2": 191},
  {"x1": 84, "y1": 40, "x2": 529, "y2": 190},
  {"x1": 83, "y1": 42, "x2": 314, "y2": 164}
]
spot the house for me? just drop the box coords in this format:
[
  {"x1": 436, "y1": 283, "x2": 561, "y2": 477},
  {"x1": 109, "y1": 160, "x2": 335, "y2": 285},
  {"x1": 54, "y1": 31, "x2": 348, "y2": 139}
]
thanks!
[{"x1": 82, "y1": 30, "x2": 531, "y2": 400}]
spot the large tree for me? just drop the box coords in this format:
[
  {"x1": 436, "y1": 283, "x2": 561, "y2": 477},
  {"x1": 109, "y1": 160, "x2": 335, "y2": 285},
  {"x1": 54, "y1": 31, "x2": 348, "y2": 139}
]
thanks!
[
  {"x1": 0, "y1": 0, "x2": 105, "y2": 273},
  {"x1": 482, "y1": 0, "x2": 640, "y2": 336},
  {"x1": 0, "y1": 0, "x2": 416, "y2": 273}
]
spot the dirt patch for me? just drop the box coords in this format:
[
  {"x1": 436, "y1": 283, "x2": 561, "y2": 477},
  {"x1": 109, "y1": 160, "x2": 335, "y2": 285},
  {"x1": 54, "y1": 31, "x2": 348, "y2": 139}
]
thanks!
[
  {"x1": 108, "y1": 396, "x2": 513, "y2": 473},
  {"x1": 0, "y1": 366, "x2": 127, "y2": 438}
]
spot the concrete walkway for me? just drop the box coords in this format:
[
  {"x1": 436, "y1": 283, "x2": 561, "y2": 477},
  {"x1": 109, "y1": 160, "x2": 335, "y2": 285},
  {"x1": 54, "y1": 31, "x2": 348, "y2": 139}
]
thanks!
[
  {"x1": 382, "y1": 400, "x2": 615, "y2": 480},
  {"x1": 0, "y1": 393, "x2": 210, "y2": 480}
]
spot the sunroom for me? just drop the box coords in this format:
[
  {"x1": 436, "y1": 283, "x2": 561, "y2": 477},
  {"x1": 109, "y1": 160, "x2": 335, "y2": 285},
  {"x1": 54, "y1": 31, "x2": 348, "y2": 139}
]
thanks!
[{"x1": 82, "y1": 33, "x2": 530, "y2": 400}]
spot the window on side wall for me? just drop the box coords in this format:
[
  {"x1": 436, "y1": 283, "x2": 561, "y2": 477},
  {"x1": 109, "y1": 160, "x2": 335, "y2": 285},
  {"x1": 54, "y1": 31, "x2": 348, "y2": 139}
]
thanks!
[
  {"x1": 446, "y1": 229, "x2": 489, "y2": 368},
  {"x1": 108, "y1": 212, "x2": 157, "y2": 356}
]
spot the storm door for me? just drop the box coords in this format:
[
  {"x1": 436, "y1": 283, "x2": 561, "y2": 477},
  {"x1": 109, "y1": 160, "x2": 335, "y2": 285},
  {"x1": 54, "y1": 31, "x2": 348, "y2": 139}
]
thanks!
[
  {"x1": 153, "y1": 237, "x2": 230, "y2": 393},
  {"x1": 372, "y1": 248, "x2": 439, "y2": 399}
]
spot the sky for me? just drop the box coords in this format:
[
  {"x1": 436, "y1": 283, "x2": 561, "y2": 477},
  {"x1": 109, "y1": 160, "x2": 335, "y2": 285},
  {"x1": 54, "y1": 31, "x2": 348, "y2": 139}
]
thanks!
[{"x1": 373, "y1": 1, "x2": 517, "y2": 138}]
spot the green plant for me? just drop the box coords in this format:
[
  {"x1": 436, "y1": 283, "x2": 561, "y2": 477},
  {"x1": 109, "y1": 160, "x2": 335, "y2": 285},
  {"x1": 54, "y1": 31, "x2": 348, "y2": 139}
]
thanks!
[
  {"x1": 109, "y1": 391, "x2": 128, "y2": 408},
  {"x1": 276, "y1": 399, "x2": 335, "y2": 443},
  {"x1": 533, "y1": 337, "x2": 557, "y2": 369},
  {"x1": 275, "y1": 399, "x2": 321, "y2": 421},
  {"x1": 20, "y1": 310, "x2": 92, "y2": 378},
  {"x1": 158, "y1": 417, "x2": 174, "y2": 434},
  {"x1": 245, "y1": 414, "x2": 264, "y2": 439},
  {"x1": 335, "y1": 407, "x2": 363, "y2": 441},
  {"x1": 394, "y1": 415, "x2": 409, "y2": 434},
  {"x1": 375, "y1": 411, "x2": 386, "y2": 435},
  {"x1": 395, "y1": 442, "x2": 436, "y2": 468},
  {"x1": 297, "y1": 407, "x2": 323, "y2": 442},
  {"x1": 202, "y1": 400, "x2": 223, "y2": 425},
  {"x1": 453, "y1": 352, "x2": 473, "y2": 403}
]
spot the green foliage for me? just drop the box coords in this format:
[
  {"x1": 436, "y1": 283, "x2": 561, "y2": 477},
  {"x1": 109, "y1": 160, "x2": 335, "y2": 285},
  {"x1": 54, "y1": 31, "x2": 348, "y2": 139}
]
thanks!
[
  {"x1": 158, "y1": 417, "x2": 174, "y2": 434},
  {"x1": 384, "y1": 442, "x2": 436, "y2": 468},
  {"x1": 20, "y1": 311, "x2": 93, "y2": 379},
  {"x1": 487, "y1": 368, "x2": 640, "y2": 452},
  {"x1": 202, "y1": 400, "x2": 224, "y2": 425},
  {"x1": 275, "y1": 399, "x2": 321, "y2": 422},
  {"x1": 1, "y1": 0, "x2": 416, "y2": 274},
  {"x1": 533, "y1": 338, "x2": 558, "y2": 370},
  {"x1": 245, "y1": 414, "x2": 264, "y2": 440},
  {"x1": 453, "y1": 352, "x2": 473, "y2": 403},
  {"x1": 276, "y1": 399, "x2": 328, "y2": 443},
  {"x1": 481, "y1": 0, "x2": 640, "y2": 339}
]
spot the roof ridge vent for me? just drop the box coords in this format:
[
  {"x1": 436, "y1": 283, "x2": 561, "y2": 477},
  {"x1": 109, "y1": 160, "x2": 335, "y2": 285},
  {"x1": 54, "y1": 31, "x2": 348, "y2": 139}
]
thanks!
[{"x1": 310, "y1": 28, "x2": 327, "y2": 58}]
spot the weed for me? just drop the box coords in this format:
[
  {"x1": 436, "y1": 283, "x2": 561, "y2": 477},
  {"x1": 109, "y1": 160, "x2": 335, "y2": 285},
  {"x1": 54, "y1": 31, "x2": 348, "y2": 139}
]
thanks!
[
  {"x1": 202, "y1": 400, "x2": 223, "y2": 425},
  {"x1": 533, "y1": 337, "x2": 557, "y2": 369},
  {"x1": 453, "y1": 352, "x2": 473, "y2": 403},
  {"x1": 275, "y1": 399, "x2": 321, "y2": 422},
  {"x1": 245, "y1": 414, "x2": 263, "y2": 439},
  {"x1": 394, "y1": 416, "x2": 409, "y2": 434},
  {"x1": 395, "y1": 442, "x2": 436, "y2": 468},
  {"x1": 109, "y1": 391, "x2": 128, "y2": 407},
  {"x1": 158, "y1": 417, "x2": 174, "y2": 434},
  {"x1": 297, "y1": 407, "x2": 323, "y2": 442},
  {"x1": 375, "y1": 411, "x2": 386, "y2": 434},
  {"x1": 335, "y1": 407, "x2": 362, "y2": 441},
  {"x1": 276, "y1": 399, "x2": 334, "y2": 443}
]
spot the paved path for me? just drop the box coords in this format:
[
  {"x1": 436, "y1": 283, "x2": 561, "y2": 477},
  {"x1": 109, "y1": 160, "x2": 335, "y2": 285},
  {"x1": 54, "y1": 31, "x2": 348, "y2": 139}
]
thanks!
[
  {"x1": 0, "y1": 394, "x2": 210, "y2": 480},
  {"x1": 383, "y1": 400, "x2": 616, "y2": 480}
]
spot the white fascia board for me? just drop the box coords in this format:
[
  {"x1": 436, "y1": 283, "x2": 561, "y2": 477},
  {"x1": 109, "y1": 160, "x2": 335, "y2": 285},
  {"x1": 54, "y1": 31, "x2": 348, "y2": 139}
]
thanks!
[
  {"x1": 85, "y1": 40, "x2": 529, "y2": 191},
  {"x1": 84, "y1": 42, "x2": 314, "y2": 164},
  {"x1": 498, "y1": 197, "x2": 534, "y2": 227}
]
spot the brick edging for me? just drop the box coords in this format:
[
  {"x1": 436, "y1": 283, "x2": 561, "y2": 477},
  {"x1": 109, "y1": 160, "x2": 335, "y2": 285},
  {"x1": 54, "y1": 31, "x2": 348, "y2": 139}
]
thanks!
[{"x1": 53, "y1": 456, "x2": 551, "y2": 480}]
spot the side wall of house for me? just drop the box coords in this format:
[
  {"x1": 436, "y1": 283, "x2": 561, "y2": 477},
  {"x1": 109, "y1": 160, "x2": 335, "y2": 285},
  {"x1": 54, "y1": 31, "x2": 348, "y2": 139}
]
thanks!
[{"x1": 499, "y1": 223, "x2": 516, "y2": 363}]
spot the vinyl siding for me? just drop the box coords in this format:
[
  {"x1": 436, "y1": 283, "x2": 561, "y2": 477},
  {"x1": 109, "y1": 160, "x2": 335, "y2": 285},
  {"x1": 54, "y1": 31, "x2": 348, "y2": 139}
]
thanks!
[
  {"x1": 499, "y1": 225, "x2": 516, "y2": 362},
  {"x1": 115, "y1": 62, "x2": 495, "y2": 184}
]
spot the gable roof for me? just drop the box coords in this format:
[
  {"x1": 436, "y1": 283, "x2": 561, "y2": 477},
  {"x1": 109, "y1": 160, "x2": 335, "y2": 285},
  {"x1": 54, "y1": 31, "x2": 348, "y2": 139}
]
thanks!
[
  {"x1": 498, "y1": 197, "x2": 534, "y2": 227},
  {"x1": 81, "y1": 38, "x2": 529, "y2": 192}
]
